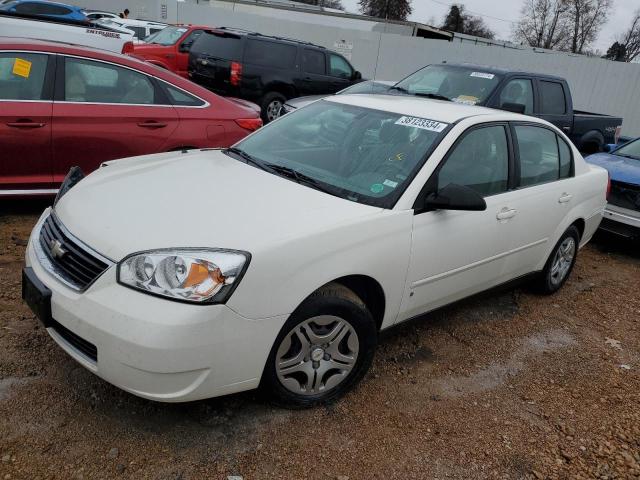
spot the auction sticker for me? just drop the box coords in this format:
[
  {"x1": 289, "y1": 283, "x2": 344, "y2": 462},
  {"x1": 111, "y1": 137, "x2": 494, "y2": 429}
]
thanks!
[
  {"x1": 12, "y1": 58, "x2": 31, "y2": 78},
  {"x1": 395, "y1": 116, "x2": 448, "y2": 132},
  {"x1": 370, "y1": 183, "x2": 384, "y2": 194},
  {"x1": 470, "y1": 72, "x2": 495, "y2": 80}
]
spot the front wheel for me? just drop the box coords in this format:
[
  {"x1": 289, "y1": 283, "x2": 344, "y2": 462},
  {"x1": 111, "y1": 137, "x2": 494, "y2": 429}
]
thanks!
[
  {"x1": 534, "y1": 225, "x2": 580, "y2": 294},
  {"x1": 261, "y1": 283, "x2": 377, "y2": 408}
]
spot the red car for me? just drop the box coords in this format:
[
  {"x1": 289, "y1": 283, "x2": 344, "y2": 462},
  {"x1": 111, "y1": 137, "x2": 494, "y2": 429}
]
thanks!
[
  {"x1": 0, "y1": 37, "x2": 262, "y2": 196},
  {"x1": 131, "y1": 24, "x2": 209, "y2": 78}
]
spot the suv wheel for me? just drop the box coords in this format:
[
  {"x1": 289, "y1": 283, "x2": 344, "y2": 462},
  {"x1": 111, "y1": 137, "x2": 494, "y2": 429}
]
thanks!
[
  {"x1": 261, "y1": 283, "x2": 377, "y2": 408},
  {"x1": 261, "y1": 92, "x2": 286, "y2": 123}
]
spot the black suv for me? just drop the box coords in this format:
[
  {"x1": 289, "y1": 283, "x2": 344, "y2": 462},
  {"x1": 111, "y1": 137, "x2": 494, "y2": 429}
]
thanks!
[{"x1": 188, "y1": 28, "x2": 362, "y2": 122}]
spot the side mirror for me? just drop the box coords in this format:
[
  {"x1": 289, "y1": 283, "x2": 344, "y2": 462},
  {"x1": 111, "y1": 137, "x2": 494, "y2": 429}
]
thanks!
[
  {"x1": 602, "y1": 143, "x2": 613, "y2": 152},
  {"x1": 178, "y1": 42, "x2": 191, "y2": 53},
  {"x1": 424, "y1": 183, "x2": 487, "y2": 211},
  {"x1": 353, "y1": 70, "x2": 362, "y2": 80},
  {"x1": 500, "y1": 102, "x2": 526, "y2": 114}
]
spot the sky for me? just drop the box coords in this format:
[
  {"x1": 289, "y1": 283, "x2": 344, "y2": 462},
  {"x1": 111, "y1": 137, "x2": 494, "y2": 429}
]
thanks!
[{"x1": 339, "y1": 0, "x2": 638, "y2": 53}]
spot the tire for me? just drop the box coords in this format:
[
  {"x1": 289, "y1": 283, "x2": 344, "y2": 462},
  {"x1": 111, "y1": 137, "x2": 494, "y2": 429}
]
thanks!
[
  {"x1": 261, "y1": 283, "x2": 377, "y2": 408},
  {"x1": 533, "y1": 225, "x2": 580, "y2": 294},
  {"x1": 260, "y1": 92, "x2": 286, "y2": 123}
]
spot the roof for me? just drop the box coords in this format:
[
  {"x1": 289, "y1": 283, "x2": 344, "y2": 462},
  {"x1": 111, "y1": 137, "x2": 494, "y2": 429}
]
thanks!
[
  {"x1": 207, "y1": 27, "x2": 327, "y2": 50},
  {"x1": 326, "y1": 93, "x2": 526, "y2": 125}
]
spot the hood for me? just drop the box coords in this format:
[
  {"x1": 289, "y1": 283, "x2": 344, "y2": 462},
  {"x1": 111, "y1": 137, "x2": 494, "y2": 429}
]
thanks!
[
  {"x1": 285, "y1": 95, "x2": 327, "y2": 109},
  {"x1": 54, "y1": 150, "x2": 381, "y2": 261},
  {"x1": 585, "y1": 152, "x2": 640, "y2": 185}
]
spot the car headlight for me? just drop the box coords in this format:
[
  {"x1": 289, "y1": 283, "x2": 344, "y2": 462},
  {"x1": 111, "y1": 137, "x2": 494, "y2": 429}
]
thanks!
[{"x1": 117, "y1": 249, "x2": 250, "y2": 304}]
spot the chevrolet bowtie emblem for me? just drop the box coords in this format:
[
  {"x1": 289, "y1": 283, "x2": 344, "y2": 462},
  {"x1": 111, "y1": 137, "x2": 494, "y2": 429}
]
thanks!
[{"x1": 49, "y1": 239, "x2": 67, "y2": 259}]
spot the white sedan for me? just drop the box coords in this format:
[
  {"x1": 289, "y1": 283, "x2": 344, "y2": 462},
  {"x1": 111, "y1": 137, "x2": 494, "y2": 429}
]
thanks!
[{"x1": 22, "y1": 95, "x2": 608, "y2": 407}]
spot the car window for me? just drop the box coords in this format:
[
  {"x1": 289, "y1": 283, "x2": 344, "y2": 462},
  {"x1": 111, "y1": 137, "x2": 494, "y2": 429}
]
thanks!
[
  {"x1": 64, "y1": 57, "x2": 155, "y2": 105},
  {"x1": 127, "y1": 26, "x2": 147, "y2": 40},
  {"x1": 499, "y1": 79, "x2": 533, "y2": 114},
  {"x1": 438, "y1": 125, "x2": 509, "y2": 196},
  {"x1": 16, "y1": 2, "x2": 69, "y2": 15},
  {"x1": 539, "y1": 81, "x2": 566, "y2": 115},
  {"x1": 339, "y1": 81, "x2": 390, "y2": 95},
  {"x1": 191, "y1": 32, "x2": 243, "y2": 60},
  {"x1": 614, "y1": 138, "x2": 640, "y2": 158},
  {"x1": 235, "y1": 101, "x2": 447, "y2": 208},
  {"x1": 558, "y1": 137, "x2": 572, "y2": 178},
  {"x1": 164, "y1": 84, "x2": 204, "y2": 106},
  {"x1": 329, "y1": 53, "x2": 352, "y2": 79},
  {"x1": 302, "y1": 49, "x2": 325, "y2": 75},
  {"x1": 245, "y1": 39, "x2": 297, "y2": 70},
  {"x1": 515, "y1": 125, "x2": 561, "y2": 186},
  {"x1": 0, "y1": 52, "x2": 48, "y2": 100},
  {"x1": 177, "y1": 29, "x2": 202, "y2": 50}
]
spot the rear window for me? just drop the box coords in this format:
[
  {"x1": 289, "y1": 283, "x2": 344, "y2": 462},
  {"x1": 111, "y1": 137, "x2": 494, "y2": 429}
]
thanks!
[
  {"x1": 191, "y1": 31, "x2": 243, "y2": 60},
  {"x1": 245, "y1": 39, "x2": 297, "y2": 69}
]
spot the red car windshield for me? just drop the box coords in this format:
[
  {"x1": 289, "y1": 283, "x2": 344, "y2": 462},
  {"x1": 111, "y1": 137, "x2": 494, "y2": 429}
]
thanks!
[{"x1": 145, "y1": 26, "x2": 188, "y2": 46}]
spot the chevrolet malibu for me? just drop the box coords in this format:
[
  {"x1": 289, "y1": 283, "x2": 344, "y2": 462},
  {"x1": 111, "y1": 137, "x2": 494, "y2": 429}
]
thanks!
[{"x1": 22, "y1": 95, "x2": 608, "y2": 407}]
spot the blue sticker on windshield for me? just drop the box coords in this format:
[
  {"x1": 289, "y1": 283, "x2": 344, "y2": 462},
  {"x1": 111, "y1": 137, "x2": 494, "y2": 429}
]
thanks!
[{"x1": 370, "y1": 183, "x2": 384, "y2": 194}]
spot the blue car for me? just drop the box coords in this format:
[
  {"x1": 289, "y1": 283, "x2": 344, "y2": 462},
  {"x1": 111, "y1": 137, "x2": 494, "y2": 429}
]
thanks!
[
  {"x1": 0, "y1": 0, "x2": 88, "y2": 22},
  {"x1": 586, "y1": 138, "x2": 640, "y2": 239}
]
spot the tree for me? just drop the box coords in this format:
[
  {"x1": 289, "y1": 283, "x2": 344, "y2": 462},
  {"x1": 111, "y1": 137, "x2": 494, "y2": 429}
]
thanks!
[
  {"x1": 614, "y1": 9, "x2": 640, "y2": 62},
  {"x1": 602, "y1": 41, "x2": 627, "y2": 61},
  {"x1": 358, "y1": 0, "x2": 412, "y2": 21},
  {"x1": 296, "y1": 0, "x2": 344, "y2": 10},
  {"x1": 513, "y1": 0, "x2": 570, "y2": 50},
  {"x1": 440, "y1": 4, "x2": 495, "y2": 39},
  {"x1": 565, "y1": 0, "x2": 613, "y2": 54}
]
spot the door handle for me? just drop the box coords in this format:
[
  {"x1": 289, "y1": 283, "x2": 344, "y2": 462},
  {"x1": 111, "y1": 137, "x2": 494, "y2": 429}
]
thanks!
[
  {"x1": 562, "y1": 126, "x2": 570, "y2": 132},
  {"x1": 7, "y1": 121, "x2": 46, "y2": 128},
  {"x1": 558, "y1": 193, "x2": 573, "y2": 203},
  {"x1": 137, "y1": 121, "x2": 167, "y2": 129},
  {"x1": 496, "y1": 207, "x2": 517, "y2": 221}
]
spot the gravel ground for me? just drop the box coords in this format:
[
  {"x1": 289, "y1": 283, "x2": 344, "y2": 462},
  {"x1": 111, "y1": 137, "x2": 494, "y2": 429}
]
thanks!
[{"x1": 1, "y1": 200, "x2": 639, "y2": 480}]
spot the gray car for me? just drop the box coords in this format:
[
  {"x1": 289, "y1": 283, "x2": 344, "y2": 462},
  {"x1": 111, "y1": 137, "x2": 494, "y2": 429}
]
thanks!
[{"x1": 278, "y1": 80, "x2": 395, "y2": 116}]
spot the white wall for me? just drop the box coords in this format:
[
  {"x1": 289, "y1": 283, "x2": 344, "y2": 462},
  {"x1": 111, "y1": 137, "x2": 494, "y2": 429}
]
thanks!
[{"x1": 79, "y1": 0, "x2": 640, "y2": 136}]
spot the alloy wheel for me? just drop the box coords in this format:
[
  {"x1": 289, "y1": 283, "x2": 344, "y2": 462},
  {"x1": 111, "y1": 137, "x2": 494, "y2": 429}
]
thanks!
[
  {"x1": 549, "y1": 237, "x2": 576, "y2": 286},
  {"x1": 267, "y1": 100, "x2": 283, "y2": 121}
]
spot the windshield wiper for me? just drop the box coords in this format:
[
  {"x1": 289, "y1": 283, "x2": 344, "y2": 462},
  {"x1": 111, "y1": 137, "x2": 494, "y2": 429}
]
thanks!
[
  {"x1": 388, "y1": 85, "x2": 409, "y2": 94},
  {"x1": 616, "y1": 153, "x2": 640, "y2": 160},
  {"x1": 413, "y1": 92, "x2": 451, "y2": 101},
  {"x1": 266, "y1": 164, "x2": 336, "y2": 195},
  {"x1": 224, "y1": 147, "x2": 274, "y2": 173}
]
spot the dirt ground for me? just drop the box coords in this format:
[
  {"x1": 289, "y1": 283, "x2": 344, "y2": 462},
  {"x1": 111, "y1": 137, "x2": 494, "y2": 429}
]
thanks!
[{"x1": 1, "y1": 200, "x2": 639, "y2": 480}]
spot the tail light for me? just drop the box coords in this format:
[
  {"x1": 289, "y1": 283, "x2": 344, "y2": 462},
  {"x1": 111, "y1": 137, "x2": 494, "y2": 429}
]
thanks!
[
  {"x1": 235, "y1": 118, "x2": 262, "y2": 132},
  {"x1": 614, "y1": 125, "x2": 622, "y2": 144},
  {"x1": 606, "y1": 172, "x2": 611, "y2": 202},
  {"x1": 230, "y1": 61, "x2": 242, "y2": 87},
  {"x1": 121, "y1": 41, "x2": 134, "y2": 54}
]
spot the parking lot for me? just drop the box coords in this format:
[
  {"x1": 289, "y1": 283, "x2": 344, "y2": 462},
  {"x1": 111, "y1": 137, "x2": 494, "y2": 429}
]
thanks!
[{"x1": 1, "y1": 200, "x2": 638, "y2": 480}]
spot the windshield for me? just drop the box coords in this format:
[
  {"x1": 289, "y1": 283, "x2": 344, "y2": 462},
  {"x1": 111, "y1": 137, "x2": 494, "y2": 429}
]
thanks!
[
  {"x1": 339, "y1": 81, "x2": 391, "y2": 95},
  {"x1": 232, "y1": 101, "x2": 448, "y2": 208},
  {"x1": 614, "y1": 138, "x2": 640, "y2": 159},
  {"x1": 394, "y1": 65, "x2": 503, "y2": 105},
  {"x1": 145, "y1": 25, "x2": 187, "y2": 45}
]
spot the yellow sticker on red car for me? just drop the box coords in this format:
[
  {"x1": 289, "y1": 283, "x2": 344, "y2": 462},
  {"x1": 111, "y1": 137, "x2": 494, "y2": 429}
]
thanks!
[{"x1": 12, "y1": 58, "x2": 32, "y2": 78}]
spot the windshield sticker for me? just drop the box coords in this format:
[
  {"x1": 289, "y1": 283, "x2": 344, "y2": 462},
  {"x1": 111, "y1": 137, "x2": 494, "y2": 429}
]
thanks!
[
  {"x1": 383, "y1": 179, "x2": 398, "y2": 188},
  {"x1": 470, "y1": 72, "x2": 495, "y2": 80},
  {"x1": 370, "y1": 183, "x2": 384, "y2": 194},
  {"x1": 12, "y1": 58, "x2": 32, "y2": 78},
  {"x1": 395, "y1": 116, "x2": 448, "y2": 132},
  {"x1": 452, "y1": 95, "x2": 479, "y2": 106}
]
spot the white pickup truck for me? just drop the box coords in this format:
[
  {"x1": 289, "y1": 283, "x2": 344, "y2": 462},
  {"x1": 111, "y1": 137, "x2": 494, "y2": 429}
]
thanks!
[{"x1": 0, "y1": 12, "x2": 134, "y2": 53}]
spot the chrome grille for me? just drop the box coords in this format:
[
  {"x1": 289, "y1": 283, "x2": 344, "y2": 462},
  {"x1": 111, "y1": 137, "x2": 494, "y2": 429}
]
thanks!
[
  {"x1": 37, "y1": 213, "x2": 112, "y2": 291},
  {"x1": 609, "y1": 181, "x2": 640, "y2": 212}
]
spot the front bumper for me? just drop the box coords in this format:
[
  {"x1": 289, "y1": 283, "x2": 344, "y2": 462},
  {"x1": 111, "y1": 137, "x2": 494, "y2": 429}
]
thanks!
[
  {"x1": 600, "y1": 204, "x2": 640, "y2": 238},
  {"x1": 24, "y1": 210, "x2": 287, "y2": 402}
]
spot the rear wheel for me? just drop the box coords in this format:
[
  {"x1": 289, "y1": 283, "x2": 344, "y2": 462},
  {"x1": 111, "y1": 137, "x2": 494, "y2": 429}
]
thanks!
[
  {"x1": 260, "y1": 92, "x2": 286, "y2": 123},
  {"x1": 533, "y1": 225, "x2": 580, "y2": 294},
  {"x1": 261, "y1": 283, "x2": 377, "y2": 408}
]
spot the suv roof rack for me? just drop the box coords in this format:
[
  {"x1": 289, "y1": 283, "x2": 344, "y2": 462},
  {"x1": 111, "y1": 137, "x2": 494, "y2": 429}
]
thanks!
[{"x1": 215, "y1": 26, "x2": 326, "y2": 50}]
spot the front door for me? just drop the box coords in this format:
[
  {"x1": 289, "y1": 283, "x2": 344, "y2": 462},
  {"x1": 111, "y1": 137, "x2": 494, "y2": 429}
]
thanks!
[
  {"x1": 0, "y1": 52, "x2": 54, "y2": 193},
  {"x1": 52, "y1": 55, "x2": 178, "y2": 183},
  {"x1": 398, "y1": 124, "x2": 517, "y2": 321}
]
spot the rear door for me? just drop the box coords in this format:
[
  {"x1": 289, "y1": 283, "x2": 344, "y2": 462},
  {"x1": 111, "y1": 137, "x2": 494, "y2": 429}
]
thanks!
[
  {"x1": 51, "y1": 55, "x2": 178, "y2": 182},
  {"x1": 536, "y1": 79, "x2": 572, "y2": 135},
  {"x1": 297, "y1": 48, "x2": 330, "y2": 96},
  {"x1": 0, "y1": 51, "x2": 54, "y2": 193}
]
